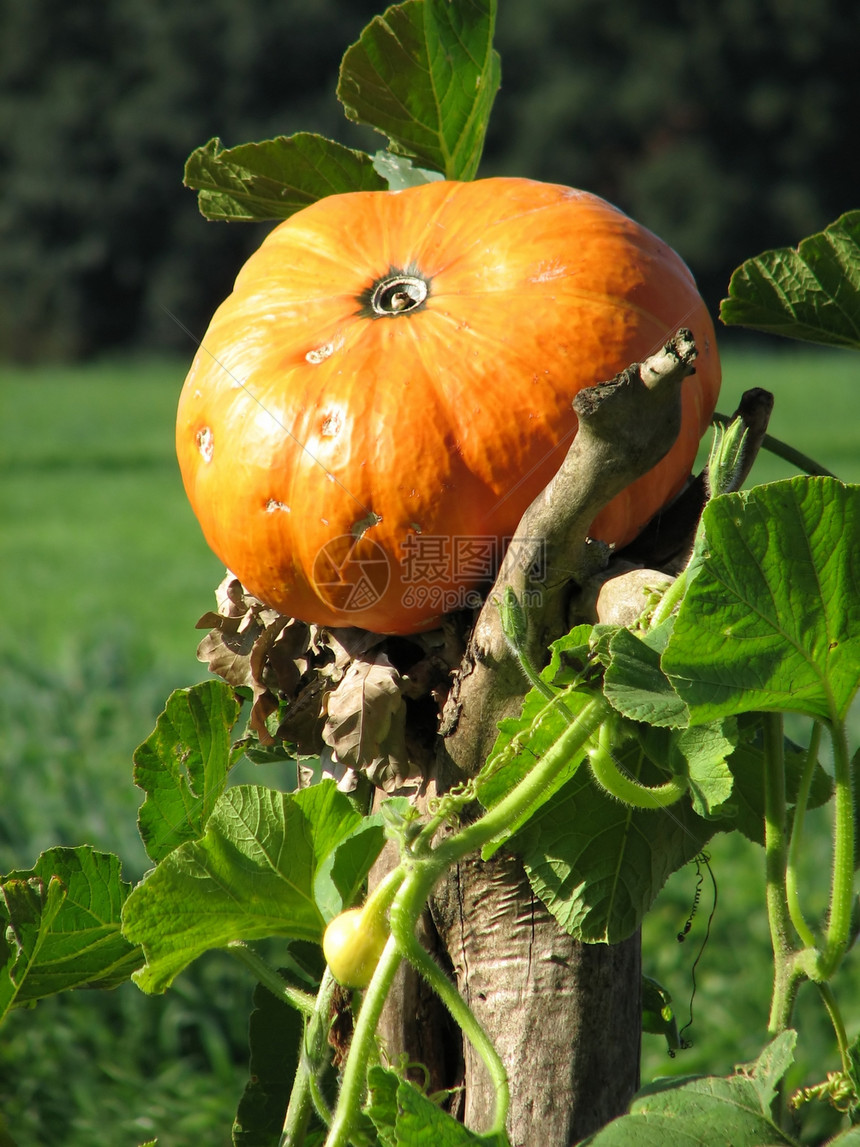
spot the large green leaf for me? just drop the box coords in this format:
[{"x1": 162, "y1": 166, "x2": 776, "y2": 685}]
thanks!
[
  {"x1": 123, "y1": 782, "x2": 373, "y2": 993},
  {"x1": 184, "y1": 133, "x2": 387, "y2": 222},
  {"x1": 581, "y1": 1032, "x2": 799, "y2": 1145},
  {"x1": 0, "y1": 847, "x2": 141, "y2": 1020},
  {"x1": 511, "y1": 739, "x2": 715, "y2": 943},
  {"x1": 720, "y1": 210, "x2": 860, "y2": 349},
  {"x1": 663, "y1": 479, "x2": 860, "y2": 725},
  {"x1": 338, "y1": 0, "x2": 500, "y2": 180},
  {"x1": 135, "y1": 680, "x2": 244, "y2": 863}
]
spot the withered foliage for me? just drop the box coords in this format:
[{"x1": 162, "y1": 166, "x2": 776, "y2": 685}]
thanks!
[{"x1": 196, "y1": 573, "x2": 463, "y2": 793}]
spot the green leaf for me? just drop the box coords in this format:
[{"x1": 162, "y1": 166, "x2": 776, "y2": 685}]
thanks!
[
  {"x1": 338, "y1": 0, "x2": 500, "y2": 181},
  {"x1": 638, "y1": 721, "x2": 737, "y2": 819},
  {"x1": 1, "y1": 848, "x2": 141, "y2": 1019},
  {"x1": 512, "y1": 740, "x2": 715, "y2": 942},
  {"x1": 313, "y1": 814, "x2": 387, "y2": 923},
  {"x1": 123, "y1": 782, "x2": 364, "y2": 993},
  {"x1": 741, "y1": 1029, "x2": 798, "y2": 1113},
  {"x1": 827, "y1": 1129, "x2": 860, "y2": 1144},
  {"x1": 232, "y1": 977, "x2": 305, "y2": 1147},
  {"x1": 604, "y1": 627, "x2": 689, "y2": 728},
  {"x1": 720, "y1": 210, "x2": 860, "y2": 349},
  {"x1": 365, "y1": 1065, "x2": 401, "y2": 1147},
  {"x1": 663, "y1": 479, "x2": 860, "y2": 725},
  {"x1": 477, "y1": 685, "x2": 593, "y2": 858},
  {"x1": 184, "y1": 133, "x2": 387, "y2": 222},
  {"x1": 135, "y1": 680, "x2": 244, "y2": 863},
  {"x1": 581, "y1": 1032, "x2": 800, "y2": 1146},
  {"x1": 544, "y1": 624, "x2": 597, "y2": 689},
  {"x1": 365, "y1": 1066, "x2": 491, "y2": 1146}
]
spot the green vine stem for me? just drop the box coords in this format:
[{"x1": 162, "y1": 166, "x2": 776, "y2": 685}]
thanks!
[
  {"x1": 587, "y1": 721, "x2": 688, "y2": 809},
  {"x1": 820, "y1": 716, "x2": 855, "y2": 980},
  {"x1": 785, "y1": 723, "x2": 822, "y2": 950},
  {"x1": 651, "y1": 417, "x2": 750, "y2": 629},
  {"x1": 395, "y1": 911, "x2": 511, "y2": 1139},
  {"x1": 228, "y1": 941, "x2": 316, "y2": 1018},
  {"x1": 762, "y1": 713, "x2": 795, "y2": 1034},
  {"x1": 324, "y1": 934, "x2": 404, "y2": 1147},
  {"x1": 362, "y1": 864, "x2": 407, "y2": 925},
  {"x1": 434, "y1": 697, "x2": 607, "y2": 868},
  {"x1": 499, "y1": 588, "x2": 689, "y2": 811},
  {"x1": 817, "y1": 982, "x2": 852, "y2": 1077},
  {"x1": 281, "y1": 968, "x2": 338, "y2": 1146}
]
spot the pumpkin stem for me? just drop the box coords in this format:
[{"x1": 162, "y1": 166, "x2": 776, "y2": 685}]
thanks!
[{"x1": 368, "y1": 272, "x2": 428, "y2": 316}]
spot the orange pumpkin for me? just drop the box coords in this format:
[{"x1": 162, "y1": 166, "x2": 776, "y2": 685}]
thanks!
[{"x1": 176, "y1": 177, "x2": 720, "y2": 635}]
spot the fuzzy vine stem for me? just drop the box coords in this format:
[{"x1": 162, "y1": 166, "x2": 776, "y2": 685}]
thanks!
[
  {"x1": 499, "y1": 586, "x2": 688, "y2": 810},
  {"x1": 763, "y1": 713, "x2": 796, "y2": 1034},
  {"x1": 433, "y1": 696, "x2": 607, "y2": 868},
  {"x1": 587, "y1": 722, "x2": 688, "y2": 809},
  {"x1": 785, "y1": 722, "x2": 822, "y2": 950},
  {"x1": 281, "y1": 969, "x2": 338, "y2": 1146},
  {"x1": 394, "y1": 895, "x2": 511, "y2": 1140},
  {"x1": 820, "y1": 716, "x2": 854, "y2": 980},
  {"x1": 228, "y1": 941, "x2": 316, "y2": 1018},
  {"x1": 323, "y1": 934, "x2": 404, "y2": 1147},
  {"x1": 817, "y1": 982, "x2": 852, "y2": 1077}
]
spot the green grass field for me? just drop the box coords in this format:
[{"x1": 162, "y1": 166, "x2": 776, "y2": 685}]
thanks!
[{"x1": 1, "y1": 345, "x2": 858, "y2": 1145}]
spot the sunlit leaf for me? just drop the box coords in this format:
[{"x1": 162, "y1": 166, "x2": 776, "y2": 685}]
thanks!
[
  {"x1": 581, "y1": 1032, "x2": 798, "y2": 1145},
  {"x1": 604, "y1": 627, "x2": 689, "y2": 728},
  {"x1": 1, "y1": 848, "x2": 141, "y2": 1018},
  {"x1": 663, "y1": 479, "x2": 860, "y2": 724},
  {"x1": 720, "y1": 210, "x2": 860, "y2": 349},
  {"x1": 512, "y1": 739, "x2": 714, "y2": 943},
  {"x1": 338, "y1": 0, "x2": 500, "y2": 180},
  {"x1": 134, "y1": 680, "x2": 244, "y2": 863},
  {"x1": 313, "y1": 815, "x2": 387, "y2": 923},
  {"x1": 638, "y1": 720, "x2": 737, "y2": 819},
  {"x1": 124, "y1": 782, "x2": 368, "y2": 993},
  {"x1": 372, "y1": 150, "x2": 445, "y2": 190},
  {"x1": 184, "y1": 134, "x2": 386, "y2": 222},
  {"x1": 365, "y1": 1065, "x2": 489, "y2": 1146}
]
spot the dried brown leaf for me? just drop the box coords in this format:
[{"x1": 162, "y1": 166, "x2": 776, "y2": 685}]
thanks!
[
  {"x1": 313, "y1": 627, "x2": 387, "y2": 683},
  {"x1": 322, "y1": 653, "x2": 405, "y2": 771}
]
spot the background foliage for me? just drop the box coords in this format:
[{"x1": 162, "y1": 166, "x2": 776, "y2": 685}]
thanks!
[{"x1": 1, "y1": 0, "x2": 858, "y2": 361}]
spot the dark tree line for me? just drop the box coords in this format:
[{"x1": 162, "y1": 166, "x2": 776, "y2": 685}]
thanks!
[{"x1": 1, "y1": 0, "x2": 857, "y2": 361}]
